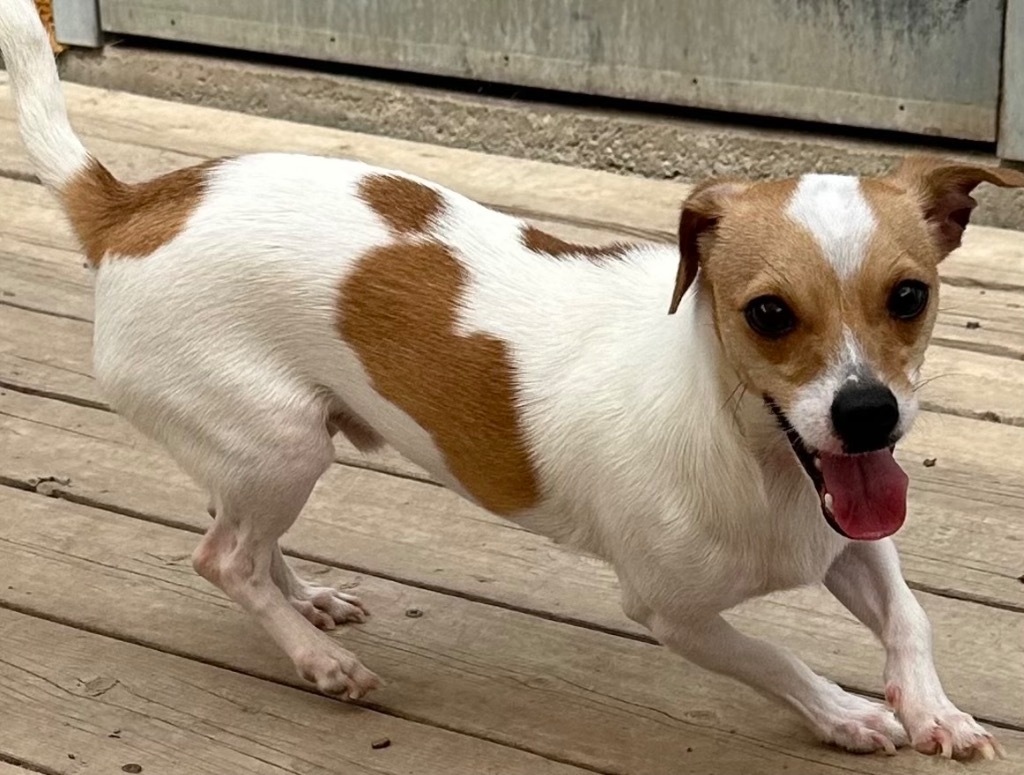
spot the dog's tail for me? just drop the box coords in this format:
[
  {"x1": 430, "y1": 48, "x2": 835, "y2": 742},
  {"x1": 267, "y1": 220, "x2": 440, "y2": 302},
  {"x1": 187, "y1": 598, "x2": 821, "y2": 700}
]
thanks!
[{"x1": 0, "y1": 0, "x2": 90, "y2": 190}]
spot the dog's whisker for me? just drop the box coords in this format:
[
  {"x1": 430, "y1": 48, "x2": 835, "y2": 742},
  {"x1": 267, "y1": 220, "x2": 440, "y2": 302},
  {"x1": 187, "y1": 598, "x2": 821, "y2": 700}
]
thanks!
[
  {"x1": 913, "y1": 372, "x2": 961, "y2": 392},
  {"x1": 719, "y1": 380, "x2": 745, "y2": 413}
]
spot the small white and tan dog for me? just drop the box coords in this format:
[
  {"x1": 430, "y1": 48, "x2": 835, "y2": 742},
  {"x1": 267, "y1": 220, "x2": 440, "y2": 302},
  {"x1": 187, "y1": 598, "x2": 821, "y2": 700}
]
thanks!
[{"x1": 2, "y1": 0, "x2": 1021, "y2": 760}]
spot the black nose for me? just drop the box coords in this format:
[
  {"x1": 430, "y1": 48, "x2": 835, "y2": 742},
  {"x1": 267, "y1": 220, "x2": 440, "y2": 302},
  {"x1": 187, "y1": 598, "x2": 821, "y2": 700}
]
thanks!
[{"x1": 830, "y1": 381, "x2": 900, "y2": 453}]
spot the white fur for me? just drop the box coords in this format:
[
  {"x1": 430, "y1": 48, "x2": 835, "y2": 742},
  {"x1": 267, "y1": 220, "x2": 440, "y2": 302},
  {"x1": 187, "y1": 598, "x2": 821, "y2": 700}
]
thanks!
[
  {"x1": 789, "y1": 329, "x2": 919, "y2": 454},
  {"x1": 0, "y1": 1, "x2": 88, "y2": 188},
  {"x1": 0, "y1": 2, "x2": 999, "y2": 758},
  {"x1": 786, "y1": 174, "x2": 877, "y2": 279}
]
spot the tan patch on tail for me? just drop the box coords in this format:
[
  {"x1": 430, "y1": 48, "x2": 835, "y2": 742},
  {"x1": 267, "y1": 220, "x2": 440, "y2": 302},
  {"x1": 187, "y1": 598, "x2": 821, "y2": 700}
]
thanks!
[
  {"x1": 62, "y1": 157, "x2": 222, "y2": 266},
  {"x1": 338, "y1": 241, "x2": 540, "y2": 514},
  {"x1": 358, "y1": 174, "x2": 445, "y2": 235},
  {"x1": 521, "y1": 224, "x2": 629, "y2": 259}
]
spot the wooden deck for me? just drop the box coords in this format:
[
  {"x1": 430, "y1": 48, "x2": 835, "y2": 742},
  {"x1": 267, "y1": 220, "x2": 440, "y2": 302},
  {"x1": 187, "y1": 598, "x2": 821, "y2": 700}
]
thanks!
[{"x1": 1, "y1": 76, "x2": 1022, "y2": 775}]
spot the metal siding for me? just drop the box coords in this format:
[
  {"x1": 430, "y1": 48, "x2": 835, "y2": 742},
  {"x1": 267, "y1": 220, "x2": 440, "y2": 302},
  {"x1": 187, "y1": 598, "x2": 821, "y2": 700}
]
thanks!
[
  {"x1": 53, "y1": 0, "x2": 103, "y2": 47},
  {"x1": 97, "y1": 0, "x2": 1004, "y2": 141},
  {"x1": 999, "y1": 0, "x2": 1024, "y2": 161}
]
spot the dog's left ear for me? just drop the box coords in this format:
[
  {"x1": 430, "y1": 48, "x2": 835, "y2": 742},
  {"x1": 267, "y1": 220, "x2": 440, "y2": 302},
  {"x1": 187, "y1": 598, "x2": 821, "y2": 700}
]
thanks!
[
  {"x1": 669, "y1": 179, "x2": 749, "y2": 314},
  {"x1": 890, "y1": 155, "x2": 1024, "y2": 260}
]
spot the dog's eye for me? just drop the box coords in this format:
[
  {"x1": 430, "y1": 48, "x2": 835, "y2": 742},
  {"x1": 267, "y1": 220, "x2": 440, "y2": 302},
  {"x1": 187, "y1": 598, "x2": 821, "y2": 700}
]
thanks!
[
  {"x1": 887, "y1": 280, "x2": 929, "y2": 321},
  {"x1": 744, "y1": 295, "x2": 796, "y2": 339}
]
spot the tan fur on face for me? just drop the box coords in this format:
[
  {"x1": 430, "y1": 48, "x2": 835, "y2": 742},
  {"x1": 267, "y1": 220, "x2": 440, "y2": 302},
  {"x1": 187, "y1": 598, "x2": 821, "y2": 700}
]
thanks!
[
  {"x1": 520, "y1": 224, "x2": 628, "y2": 259},
  {"x1": 62, "y1": 157, "x2": 221, "y2": 266},
  {"x1": 358, "y1": 174, "x2": 445, "y2": 235},
  {"x1": 700, "y1": 180, "x2": 843, "y2": 407},
  {"x1": 852, "y1": 180, "x2": 941, "y2": 390},
  {"x1": 338, "y1": 241, "x2": 540, "y2": 514},
  {"x1": 699, "y1": 176, "x2": 941, "y2": 409}
]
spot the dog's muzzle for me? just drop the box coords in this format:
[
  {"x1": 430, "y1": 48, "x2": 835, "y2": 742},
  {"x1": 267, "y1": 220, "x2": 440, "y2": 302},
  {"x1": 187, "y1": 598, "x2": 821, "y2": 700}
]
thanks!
[{"x1": 764, "y1": 396, "x2": 909, "y2": 541}]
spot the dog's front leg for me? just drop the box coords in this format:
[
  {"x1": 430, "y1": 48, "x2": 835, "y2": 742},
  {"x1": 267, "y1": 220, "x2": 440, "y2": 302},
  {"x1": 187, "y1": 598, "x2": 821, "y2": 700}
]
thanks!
[
  {"x1": 825, "y1": 539, "x2": 1001, "y2": 760},
  {"x1": 634, "y1": 602, "x2": 907, "y2": 753}
]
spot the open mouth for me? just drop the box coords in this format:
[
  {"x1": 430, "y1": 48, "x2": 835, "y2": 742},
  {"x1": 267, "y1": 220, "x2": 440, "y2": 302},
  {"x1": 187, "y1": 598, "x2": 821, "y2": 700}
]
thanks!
[{"x1": 765, "y1": 399, "x2": 910, "y2": 540}]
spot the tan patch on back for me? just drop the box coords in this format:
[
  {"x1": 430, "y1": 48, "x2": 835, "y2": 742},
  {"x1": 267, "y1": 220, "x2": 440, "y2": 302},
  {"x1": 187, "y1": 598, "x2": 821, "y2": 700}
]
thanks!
[
  {"x1": 62, "y1": 157, "x2": 221, "y2": 266},
  {"x1": 338, "y1": 241, "x2": 540, "y2": 514},
  {"x1": 520, "y1": 224, "x2": 629, "y2": 259},
  {"x1": 358, "y1": 174, "x2": 445, "y2": 235}
]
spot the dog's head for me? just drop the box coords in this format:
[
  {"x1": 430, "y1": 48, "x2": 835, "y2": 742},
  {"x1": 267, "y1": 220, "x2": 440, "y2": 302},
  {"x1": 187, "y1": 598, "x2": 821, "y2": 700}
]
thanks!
[{"x1": 669, "y1": 156, "x2": 1024, "y2": 540}]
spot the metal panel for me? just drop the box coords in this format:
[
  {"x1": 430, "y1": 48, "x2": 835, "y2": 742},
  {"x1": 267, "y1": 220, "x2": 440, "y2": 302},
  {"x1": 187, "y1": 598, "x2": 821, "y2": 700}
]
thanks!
[
  {"x1": 999, "y1": 0, "x2": 1024, "y2": 161},
  {"x1": 53, "y1": 0, "x2": 103, "y2": 48},
  {"x1": 97, "y1": 0, "x2": 1004, "y2": 141}
]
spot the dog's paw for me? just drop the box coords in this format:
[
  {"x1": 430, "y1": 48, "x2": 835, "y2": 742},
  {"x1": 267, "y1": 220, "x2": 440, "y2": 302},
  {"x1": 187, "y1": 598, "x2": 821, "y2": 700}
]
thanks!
[
  {"x1": 291, "y1": 586, "x2": 368, "y2": 630},
  {"x1": 817, "y1": 698, "x2": 909, "y2": 755},
  {"x1": 886, "y1": 685, "x2": 1003, "y2": 761},
  {"x1": 808, "y1": 688, "x2": 908, "y2": 755},
  {"x1": 295, "y1": 644, "x2": 381, "y2": 700}
]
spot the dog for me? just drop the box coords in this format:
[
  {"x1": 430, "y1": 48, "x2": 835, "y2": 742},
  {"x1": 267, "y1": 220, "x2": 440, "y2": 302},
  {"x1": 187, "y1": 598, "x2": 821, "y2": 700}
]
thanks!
[{"x1": 2, "y1": 0, "x2": 1021, "y2": 759}]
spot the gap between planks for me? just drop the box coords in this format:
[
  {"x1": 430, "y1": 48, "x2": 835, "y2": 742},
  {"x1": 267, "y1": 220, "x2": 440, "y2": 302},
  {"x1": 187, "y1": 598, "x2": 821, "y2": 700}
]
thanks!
[{"x1": 0, "y1": 756, "x2": 60, "y2": 775}]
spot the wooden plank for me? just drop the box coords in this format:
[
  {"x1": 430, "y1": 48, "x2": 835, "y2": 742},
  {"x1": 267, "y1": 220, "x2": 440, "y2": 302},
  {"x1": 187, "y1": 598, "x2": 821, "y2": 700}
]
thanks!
[
  {"x1": 2, "y1": 189, "x2": 1023, "y2": 362},
  {"x1": 0, "y1": 80, "x2": 686, "y2": 242},
  {"x1": 998, "y1": 0, "x2": 1024, "y2": 162},
  {"x1": 2, "y1": 313, "x2": 1023, "y2": 610},
  {"x1": 932, "y1": 284, "x2": 1024, "y2": 359},
  {"x1": 0, "y1": 607, "x2": 585, "y2": 775},
  {"x1": 4, "y1": 280, "x2": 1023, "y2": 443},
  {"x1": 3, "y1": 205, "x2": 1023, "y2": 427},
  {"x1": 1, "y1": 78, "x2": 1022, "y2": 290},
  {"x1": 1, "y1": 387, "x2": 1022, "y2": 726},
  {"x1": 1, "y1": 485, "x2": 1021, "y2": 773}
]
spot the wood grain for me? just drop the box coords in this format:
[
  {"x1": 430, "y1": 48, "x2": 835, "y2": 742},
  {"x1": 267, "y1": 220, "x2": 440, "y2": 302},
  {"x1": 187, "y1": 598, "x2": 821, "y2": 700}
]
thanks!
[
  {"x1": 2, "y1": 486, "x2": 1021, "y2": 774},
  {"x1": 0, "y1": 606, "x2": 585, "y2": 775}
]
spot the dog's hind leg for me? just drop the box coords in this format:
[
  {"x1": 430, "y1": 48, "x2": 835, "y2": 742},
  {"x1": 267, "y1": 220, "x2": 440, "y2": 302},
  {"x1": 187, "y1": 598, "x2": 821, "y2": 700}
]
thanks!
[
  {"x1": 204, "y1": 502, "x2": 369, "y2": 631},
  {"x1": 268, "y1": 549, "x2": 369, "y2": 630},
  {"x1": 190, "y1": 400, "x2": 380, "y2": 699}
]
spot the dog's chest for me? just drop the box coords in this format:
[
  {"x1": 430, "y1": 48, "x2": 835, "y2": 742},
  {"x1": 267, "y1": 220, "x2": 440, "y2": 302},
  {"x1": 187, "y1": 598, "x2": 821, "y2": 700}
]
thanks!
[{"x1": 742, "y1": 476, "x2": 848, "y2": 595}]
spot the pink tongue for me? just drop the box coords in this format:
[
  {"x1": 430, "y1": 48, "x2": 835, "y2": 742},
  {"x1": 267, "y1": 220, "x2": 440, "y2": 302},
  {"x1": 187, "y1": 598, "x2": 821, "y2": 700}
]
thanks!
[{"x1": 819, "y1": 449, "x2": 909, "y2": 540}]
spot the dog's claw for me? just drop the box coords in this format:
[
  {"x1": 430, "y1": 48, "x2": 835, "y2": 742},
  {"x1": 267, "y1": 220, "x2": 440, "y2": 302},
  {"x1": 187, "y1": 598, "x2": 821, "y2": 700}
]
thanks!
[
  {"x1": 889, "y1": 684, "x2": 1001, "y2": 761},
  {"x1": 814, "y1": 693, "x2": 909, "y2": 755},
  {"x1": 875, "y1": 733, "x2": 898, "y2": 756}
]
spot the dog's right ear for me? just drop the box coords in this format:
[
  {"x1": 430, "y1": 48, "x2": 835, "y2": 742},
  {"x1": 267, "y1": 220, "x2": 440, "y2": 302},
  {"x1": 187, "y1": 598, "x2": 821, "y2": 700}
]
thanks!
[
  {"x1": 889, "y1": 156, "x2": 1024, "y2": 260},
  {"x1": 669, "y1": 179, "x2": 749, "y2": 314}
]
